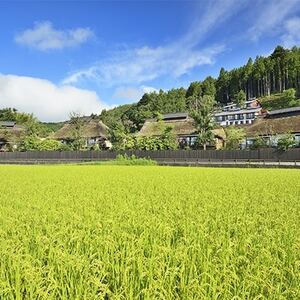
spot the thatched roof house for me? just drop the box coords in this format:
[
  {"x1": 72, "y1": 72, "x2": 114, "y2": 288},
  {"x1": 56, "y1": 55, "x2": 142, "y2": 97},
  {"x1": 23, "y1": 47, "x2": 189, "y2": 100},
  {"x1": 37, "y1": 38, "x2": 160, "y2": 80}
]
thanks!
[
  {"x1": 244, "y1": 106, "x2": 300, "y2": 147},
  {"x1": 245, "y1": 107, "x2": 300, "y2": 136},
  {"x1": 138, "y1": 113, "x2": 226, "y2": 149},
  {"x1": 53, "y1": 118, "x2": 108, "y2": 140},
  {"x1": 0, "y1": 121, "x2": 26, "y2": 150},
  {"x1": 52, "y1": 117, "x2": 111, "y2": 148},
  {"x1": 245, "y1": 115, "x2": 300, "y2": 137}
]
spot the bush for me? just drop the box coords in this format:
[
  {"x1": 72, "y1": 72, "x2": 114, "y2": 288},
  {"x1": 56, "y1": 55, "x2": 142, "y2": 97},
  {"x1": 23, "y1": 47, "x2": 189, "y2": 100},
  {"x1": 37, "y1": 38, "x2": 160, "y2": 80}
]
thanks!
[
  {"x1": 58, "y1": 143, "x2": 73, "y2": 151},
  {"x1": 90, "y1": 144, "x2": 101, "y2": 151},
  {"x1": 20, "y1": 136, "x2": 40, "y2": 151},
  {"x1": 250, "y1": 136, "x2": 268, "y2": 149},
  {"x1": 282, "y1": 88, "x2": 297, "y2": 106},
  {"x1": 113, "y1": 154, "x2": 157, "y2": 165},
  {"x1": 20, "y1": 136, "x2": 68, "y2": 152},
  {"x1": 37, "y1": 139, "x2": 62, "y2": 151},
  {"x1": 225, "y1": 127, "x2": 245, "y2": 150},
  {"x1": 111, "y1": 124, "x2": 178, "y2": 151},
  {"x1": 277, "y1": 134, "x2": 296, "y2": 151}
]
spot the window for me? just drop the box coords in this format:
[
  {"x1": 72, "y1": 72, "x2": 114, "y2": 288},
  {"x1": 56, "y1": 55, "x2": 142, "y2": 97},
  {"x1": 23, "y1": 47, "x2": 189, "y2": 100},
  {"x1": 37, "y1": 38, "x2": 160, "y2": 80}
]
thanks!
[
  {"x1": 246, "y1": 139, "x2": 254, "y2": 146},
  {"x1": 216, "y1": 116, "x2": 224, "y2": 122},
  {"x1": 190, "y1": 137, "x2": 197, "y2": 146},
  {"x1": 88, "y1": 138, "x2": 97, "y2": 145}
]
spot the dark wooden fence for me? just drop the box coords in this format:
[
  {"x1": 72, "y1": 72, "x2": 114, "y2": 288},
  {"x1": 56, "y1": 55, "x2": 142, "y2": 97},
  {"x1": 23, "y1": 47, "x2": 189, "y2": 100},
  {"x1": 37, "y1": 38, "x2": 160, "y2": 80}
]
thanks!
[{"x1": 0, "y1": 148, "x2": 299, "y2": 163}]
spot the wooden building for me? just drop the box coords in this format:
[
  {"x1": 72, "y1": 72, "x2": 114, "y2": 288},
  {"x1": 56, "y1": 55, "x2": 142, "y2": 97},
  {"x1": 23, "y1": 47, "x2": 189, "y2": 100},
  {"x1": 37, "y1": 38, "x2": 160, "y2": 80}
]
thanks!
[
  {"x1": 138, "y1": 113, "x2": 226, "y2": 149},
  {"x1": 52, "y1": 117, "x2": 112, "y2": 149},
  {"x1": 0, "y1": 121, "x2": 26, "y2": 151},
  {"x1": 244, "y1": 106, "x2": 300, "y2": 147},
  {"x1": 214, "y1": 98, "x2": 263, "y2": 126}
]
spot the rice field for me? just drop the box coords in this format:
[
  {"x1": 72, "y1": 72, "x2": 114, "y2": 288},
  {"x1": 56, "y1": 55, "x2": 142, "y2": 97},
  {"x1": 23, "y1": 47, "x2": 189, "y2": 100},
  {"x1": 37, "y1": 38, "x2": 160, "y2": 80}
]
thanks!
[{"x1": 0, "y1": 165, "x2": 299, "y2": 299}]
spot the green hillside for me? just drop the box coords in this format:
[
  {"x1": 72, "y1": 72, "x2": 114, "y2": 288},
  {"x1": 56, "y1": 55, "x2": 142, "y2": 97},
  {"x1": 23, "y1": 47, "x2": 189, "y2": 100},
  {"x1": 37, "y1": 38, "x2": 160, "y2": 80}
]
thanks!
[{"x1": 259, "y1": 91, "x2": 300, "y2": 111}]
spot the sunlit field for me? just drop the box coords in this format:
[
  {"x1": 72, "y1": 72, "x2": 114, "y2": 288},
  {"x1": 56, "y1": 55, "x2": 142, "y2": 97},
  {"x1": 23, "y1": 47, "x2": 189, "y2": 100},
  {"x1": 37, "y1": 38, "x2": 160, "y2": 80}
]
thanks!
[{"x1": 0, "y1": 165, "x2": 299, "y2": 299}]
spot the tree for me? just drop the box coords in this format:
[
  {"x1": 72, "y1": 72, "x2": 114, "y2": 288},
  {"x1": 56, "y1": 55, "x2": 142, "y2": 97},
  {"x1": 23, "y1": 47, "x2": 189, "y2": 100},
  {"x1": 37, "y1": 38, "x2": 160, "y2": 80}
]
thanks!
[
  {"x1": 109, "y1": 122, "x2": 138, "y2": 151},
  {"x1": 186, "y1": 81, "x2": 202, "y2": 98},
  {"x1": 190, "y1": 96, "x2": 215, "y2": 150},
  {"x1": 225, "y1": 127, "x2": 245, "y2": 150},
  {"x1": 160, "y1": 126, "x2": 178, "y2": 150},
  {"x1": 0, "y1": 108, "x2": 18, "y2": 121},
  {"x1": 234, "y1": 90, "x2": 246, "y2": 108},
  {"x1": 282, "y1": 88, "x2": 297, "y2": 106},
  {"x1": 99, "y1": 104, "x2": 132, "y2": 129},
  {"x1": 69, "y1": 112, "x2": 85, "y2": 150},
  {"x1": 202, "y1": 94, "x2": 216, "y2": 110},
  {"x1": 0, "y1": 108, "x2": 42, "y2": 136},
  {"x1": 202, "y1": 76, "x2": 216, "y2": 98},
  {"x1": 217, "y1": 67, "x2": 230, "y2": 103},
  {"x1": 195, "y1": 130, "x2": 215, "y2": 150}
]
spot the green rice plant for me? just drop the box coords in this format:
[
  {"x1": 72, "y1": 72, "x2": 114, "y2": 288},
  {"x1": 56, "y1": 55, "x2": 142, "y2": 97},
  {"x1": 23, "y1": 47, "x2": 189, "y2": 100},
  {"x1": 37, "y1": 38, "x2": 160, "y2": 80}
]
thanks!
[{"x1": 0, "y1": 166, "x2": 299, "y2": 299}]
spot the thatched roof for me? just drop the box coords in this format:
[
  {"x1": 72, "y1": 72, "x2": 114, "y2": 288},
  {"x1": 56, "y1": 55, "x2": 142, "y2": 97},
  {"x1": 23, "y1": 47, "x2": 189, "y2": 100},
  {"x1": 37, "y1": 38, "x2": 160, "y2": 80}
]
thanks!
[
  {"x1": 267, "y1": 106, "x2": 300, "y2": 117},
  {"x1": 138, "y1": 117, "x2": 226, "y2": 139},
  {"x1": 245, "y1": 115, "x2": 300, "y2": 136},
  {"x1": 52, "y1": 119, "x2": 109, "y2": 140},
  {"x1": 0, "y1": 126, "x2": 26, "y2": 142}
]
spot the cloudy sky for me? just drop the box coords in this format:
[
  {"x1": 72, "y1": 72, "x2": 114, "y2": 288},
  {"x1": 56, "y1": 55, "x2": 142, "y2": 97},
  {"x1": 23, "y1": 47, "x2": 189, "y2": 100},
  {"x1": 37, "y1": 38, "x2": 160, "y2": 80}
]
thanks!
[{"x1": 0, "y1": 0, "x2": 300, "y2": 121}]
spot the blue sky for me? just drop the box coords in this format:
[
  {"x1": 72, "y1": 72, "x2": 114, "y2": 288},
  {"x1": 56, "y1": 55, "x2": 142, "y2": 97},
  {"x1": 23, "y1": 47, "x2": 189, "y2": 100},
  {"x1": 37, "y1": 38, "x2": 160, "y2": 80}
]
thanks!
[{"x1": 0, "y1": 0, "x2": 300, "y2": 121}]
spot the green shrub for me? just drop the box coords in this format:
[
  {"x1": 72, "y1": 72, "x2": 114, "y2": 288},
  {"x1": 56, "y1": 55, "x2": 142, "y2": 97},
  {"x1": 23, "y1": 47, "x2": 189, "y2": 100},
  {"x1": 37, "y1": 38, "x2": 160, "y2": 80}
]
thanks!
[
  {"x1": 20, "y1": 136, "x2": 69, "y2": 152},
  {"x1": 225, "y1": 127, "x2": 245, "y2": 150},
  {"x1": 277, "y1": 134, "x2": 296, "y2": 151},
  {"x1": 113, "y1": 154, "x2": 157, "y2": 165},
  {"x1": 37, "y1": 139, "x2": 62, "y2": 151},
  {"x1": 250, "y1": 136, "x2": 269, "y2": 149}
]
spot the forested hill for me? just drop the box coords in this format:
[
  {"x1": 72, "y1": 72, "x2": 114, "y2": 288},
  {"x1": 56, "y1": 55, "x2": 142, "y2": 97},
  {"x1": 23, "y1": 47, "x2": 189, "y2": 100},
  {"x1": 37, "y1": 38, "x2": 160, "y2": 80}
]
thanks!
[
  {"x1": 100, "y1": 46, "x2": 300, "y2": 132},
  {"x1": 216, "y1": 45, "x2": 300, "y2": 102}
]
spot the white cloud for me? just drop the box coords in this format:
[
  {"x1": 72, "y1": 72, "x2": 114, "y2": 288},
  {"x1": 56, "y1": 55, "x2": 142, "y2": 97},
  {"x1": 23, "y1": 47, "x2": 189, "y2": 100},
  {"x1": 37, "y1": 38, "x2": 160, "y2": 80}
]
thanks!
[
  {"x1": 113, "y1": 85, "x2": 159, "y2": 102},
  {"x1": 248, "y1": 0, "x2": 299, "y2": 41},
  {"x1": 63, "y1": 44, "x2": 224, "y2": 87},
  {"x1": 63, "y1": 0, "x2": 245, "y2": 87},
  {"x1": 0, "y1": 74, "x2": 109, "y2": 122},
  {"x1": 15, "y1": 21, "x2": 94, "y2": 51},
  {"x1": 282, "y1": 17, "x2": 300, "y2": 47}
]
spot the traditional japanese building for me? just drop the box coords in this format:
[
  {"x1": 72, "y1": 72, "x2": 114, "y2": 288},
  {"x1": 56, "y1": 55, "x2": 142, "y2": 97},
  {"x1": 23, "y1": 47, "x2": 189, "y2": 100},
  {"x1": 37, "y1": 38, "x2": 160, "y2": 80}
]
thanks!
[
  {"x1": 244, "y1": 106, "x2": 300, "y2": 147},
  {"x1": 0, "y1": 121, "x2": 26, "y2": 151},
  {"x1": 138, "y1": 113, "x2": 226, "y2": 149},
  {"x1": 53, "y1": 117, "x2": 112, "y2": 149}
]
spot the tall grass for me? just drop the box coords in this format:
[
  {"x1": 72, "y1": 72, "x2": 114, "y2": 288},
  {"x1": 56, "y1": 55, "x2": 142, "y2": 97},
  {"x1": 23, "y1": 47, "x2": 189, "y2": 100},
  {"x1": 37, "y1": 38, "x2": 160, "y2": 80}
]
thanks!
[
  {"x1": 0, "y1": 166, "x2": 299, "y2": 299},
  {"x1": 81, "y1": 154, "x2": 157, "y2": 166}
]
